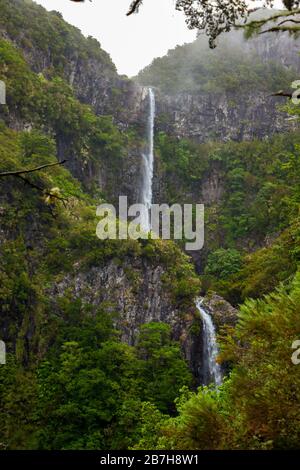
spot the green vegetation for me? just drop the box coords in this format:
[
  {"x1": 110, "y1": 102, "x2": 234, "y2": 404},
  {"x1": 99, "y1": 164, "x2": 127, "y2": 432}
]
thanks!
[
  {"x1": 0, "y1": 98, "x2": 198, "y2": 450},
  {"x1": 0, "y1": 121, "x2": 198, "y2": 449},
  {"x1": 34, "y1": 316, "x2": 192, "y2": 450},
  {"x1": 0, "y1": 310, "x2": 192, "y2": 450},
  {"x1": 155, "y1": 130, "x2": 300, "y2": 303},
  {"x1": 0, "y1": 24, "x2": 200, "y2": 448},
  {"x1": 205, "y1": 248, "x2": 242, "y2": 279},
  {"x1": 0, "y1": 38, "x2": 127, "y2": 192},
  {"x1": 137, "y1": 33, "x2": 295, "y2": 95},
  {"x1": 157, "y1": 131, "x2": 300, "y2": 241},
  {"x1": 0, "y1": 32, "x2": 145, "y2": 213},
  {"x1": 1, "y1": 0, "x2": 300, "y2": 453},
  {"x1": 0, "y1": 0, "x2": 115, "y2": 77},
  {"x1": 133, "y1": 271, "x2": 300, "y2": 450}
]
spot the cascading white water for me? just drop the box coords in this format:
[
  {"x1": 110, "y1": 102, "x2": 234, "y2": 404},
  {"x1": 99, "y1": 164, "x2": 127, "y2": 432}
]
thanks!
[
  {"x1": 140, "y1": 87, "x2": 155, "y2": 232},
  {"x1": 196, "y1": 298, "x2": 222, "y2": 386}
]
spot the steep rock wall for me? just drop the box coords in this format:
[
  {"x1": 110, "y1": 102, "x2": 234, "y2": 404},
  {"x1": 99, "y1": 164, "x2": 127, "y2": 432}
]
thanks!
[
  {"x1": 50, "y1": 258, "x2": 203, "y2": 380},
  {"x1": 155, "y1": 90, "x2": 295, "y2": 143}
]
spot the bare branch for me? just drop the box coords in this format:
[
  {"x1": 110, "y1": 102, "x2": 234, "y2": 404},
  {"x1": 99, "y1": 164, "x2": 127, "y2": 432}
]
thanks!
[
  {"x1": 276, "y1": 17, "x2": 300, "y2": 26},
  {"x1": 259, "y1": 24, "x2": 300, "y2": 34},
  {"x1": 242, "y1": 8, "x2": 300, "y2": 33},
  {"x1": 127, "y1": 0, "x2": 143, "y2": 16},
  {"x1": 0, "y1": 160, "x2": 68, "y2": 204},
  {"x1": 0, "y1": 160, "x2": 66, "y2": 178},
  {"x1": 268, "y1": 90, "x2": 293, "y2": 98}
]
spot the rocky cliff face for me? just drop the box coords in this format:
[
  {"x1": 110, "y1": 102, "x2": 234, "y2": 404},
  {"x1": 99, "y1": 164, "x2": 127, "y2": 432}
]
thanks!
[
  {"x1": 250, "y1": 31, "x2": 300, "y2": 72},
  {"x1": 138, "y1": 29, "x2": 300, "y2": 144},
  {"x1": 3, "y1": 2, "x2": 298, "y2": 208},
  {"x1": 48, "y1": 259, "x2": 239, "y2": 383},
  {"x1": 202, "y1": 294, "x2": 238, "y2": 331},
  {"x1": 0, "y1": 22, "x2": 147, "y2": 130},
  {"x1": 0, "y1": 0, "x2": 151, "y2": 208},
  {"x1": 155, "y1": 89, "x2": 295, "y2": 143},
  {"x1": 0, "y1": 0, "x2": 263, "y2": 381},
  {"x1": 49, "y1": 258, "x2": 203, "y2": 380},
  {"x1": 151, "y1": 30, "x2": 300, "y2": 144}
]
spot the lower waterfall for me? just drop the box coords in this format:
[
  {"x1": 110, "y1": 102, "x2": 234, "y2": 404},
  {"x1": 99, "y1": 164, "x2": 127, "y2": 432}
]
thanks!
[{"x1": 196, "y1": 298, "x2": 223, "y2": 386}]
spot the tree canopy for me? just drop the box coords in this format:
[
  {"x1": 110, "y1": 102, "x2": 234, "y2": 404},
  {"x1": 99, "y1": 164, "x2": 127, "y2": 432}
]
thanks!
[{"x1": 69, "y1": 1, "x2": 300, "y2": 47}]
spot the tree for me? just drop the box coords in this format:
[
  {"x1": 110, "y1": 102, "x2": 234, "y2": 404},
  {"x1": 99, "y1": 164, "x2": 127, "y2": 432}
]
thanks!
[
  {"x1": 70, "y1": 1, "x2": 300, "y2": 47},
  {"x1": 205, "y1": 248, "x2": 242, "y2": 280},
  {"x1": 35, "y1": 309, "x2": 142, "y2": 450},
  {"x1": 136, "y1": 323, "x2": 193, "y2": 413},
  {"x1": 135, "y1": 270, "x2": 300, "y2": 450}
]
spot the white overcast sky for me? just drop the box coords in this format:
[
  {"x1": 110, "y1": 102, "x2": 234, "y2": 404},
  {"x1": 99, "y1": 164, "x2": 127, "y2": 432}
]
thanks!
[
  {"x1": 34, "y1": 0, "x2": 283, "y2": 77},
  {"x1": 34, "y1": 0, "x2": 196, "y2": 77}
]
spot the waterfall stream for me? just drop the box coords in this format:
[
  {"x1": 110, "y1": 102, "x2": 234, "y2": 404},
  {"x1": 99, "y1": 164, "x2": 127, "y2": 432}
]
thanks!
[
  {"x1": 196, "y1": 298, "x2": 223, "y2": 386},
  {"x1": 140, "y1": 87, "x2": 155, "y2": 232},
  {"x1": 139, "y1": 89, "x2": 221, "y2": 386}
]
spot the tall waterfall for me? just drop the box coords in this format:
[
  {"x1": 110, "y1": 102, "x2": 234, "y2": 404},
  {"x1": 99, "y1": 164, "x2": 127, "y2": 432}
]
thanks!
[
  {"x1": 140, "y1": 87, "x2": 155, "y2": 232},
  {"x1": 196, "y1": 299, "x2": 223, "y2": 386}
]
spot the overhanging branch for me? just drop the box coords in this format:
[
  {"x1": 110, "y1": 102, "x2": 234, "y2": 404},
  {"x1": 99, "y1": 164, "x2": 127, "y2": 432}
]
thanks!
[
  {"x1": 0, "y1": 160, "x2": 68, "y2": 203},
  {"x1": 127, "y1": 0, "x2": 143, "y2": 16},
  {"x1": 0, "y1": 160, "x2": 66, "y2": 177},
  {"x1": 241, "y1": 8, "x2": 300, "y2": 35}
]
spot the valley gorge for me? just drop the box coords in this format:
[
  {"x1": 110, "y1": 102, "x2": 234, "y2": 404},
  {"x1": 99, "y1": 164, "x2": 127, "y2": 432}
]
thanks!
[{"x1": 0, "y1": 0, "x2": 300, "y2": 452}]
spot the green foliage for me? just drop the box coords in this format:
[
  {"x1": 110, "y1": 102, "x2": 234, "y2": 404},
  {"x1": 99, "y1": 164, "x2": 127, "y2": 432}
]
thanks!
[
  {"x1": 0, "y1": 0, "x2": 115, "y2": 76},
  {"x1": 206, "y1": 135, "x2": 300, "y2": 244},
  {"x1": 136, "y1": 271, "x2": 300, "y2": 450},
  {"x1": 0, "y1": 37, "x2": 133, "y2": 201},
  {"x1": 0, "y1": 39, "x2": 41, "y2": 121},
  {"x1": 35, "y1": 309, "x2": 138, "y2": 450},
  {"x1": 11, "y1": 311, "x2": 191, "y2": 450},
  {"x1": 130, "y1": 402, "x2": 169, "y2": 450},
  {"x1": 205, "y1": 248, "x2": 242, "y2": 279},
  {"x1": 1, "y1": 0, "x2": 300, "y2": 453},
  {"x1": 0, "y1": 356, "x2": 38, "y2": 450},
  {"x1": 155, "y1": 128, "x2": 300, "y2": 301},
  {"x1": 155, "y1": 132, "x2": 210, "y2": 202},
  {"x1": 227, "y1": 222, "x2": 300, "y2": 302},
  {"x1": 0, "y1": 301, "x2": 192, "y2": 450},
  {"x1": 219, "y1": 271, "x2": 300, "y2": 449},
  {"x1": 137, "y1": 33, "x2": 295, "y2": 95},
  {"x1": 0, "y1": 123, "x2": 196, "y2": 451},
  {"x1": 136, "y1": 323, "x2": 193, "y2": 413},
  {"x1": 158, "y1": 131, "x2": 300, "y2": 239}
]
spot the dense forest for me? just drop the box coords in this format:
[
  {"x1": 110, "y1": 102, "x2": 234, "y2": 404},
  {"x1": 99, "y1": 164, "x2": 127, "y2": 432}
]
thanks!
[{"x1": 0, "y1": 0, "x2": 299, "y2": 451}]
